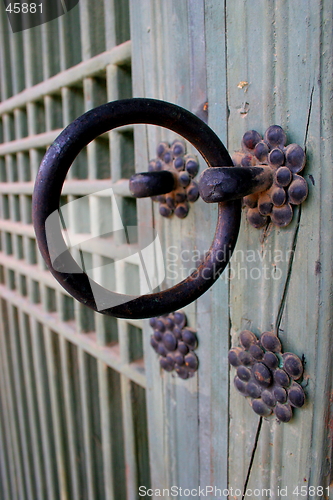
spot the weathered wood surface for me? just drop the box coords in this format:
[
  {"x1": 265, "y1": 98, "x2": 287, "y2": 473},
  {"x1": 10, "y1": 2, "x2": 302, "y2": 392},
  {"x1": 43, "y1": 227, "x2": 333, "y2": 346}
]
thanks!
[
  {"x1": 132, "y1": 0, "x2": 333, "y2": 498},
  {"x1": 228, "y1": 1, "x2": 333, "y2": 497}
]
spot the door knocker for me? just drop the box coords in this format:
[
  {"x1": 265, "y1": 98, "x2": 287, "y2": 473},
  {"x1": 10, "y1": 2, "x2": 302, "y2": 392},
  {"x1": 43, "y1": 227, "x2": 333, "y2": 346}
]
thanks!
[{"x1": 32, "y1": 98, "x2": 308, "y2": 335}]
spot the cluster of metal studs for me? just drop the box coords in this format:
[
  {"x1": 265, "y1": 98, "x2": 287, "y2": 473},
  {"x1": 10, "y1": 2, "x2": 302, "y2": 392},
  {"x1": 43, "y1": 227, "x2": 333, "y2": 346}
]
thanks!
[
  {"x1": 149, "y1": 141, "x2": 200, "y2": 218},
  {"x1": 228, "y1": 330, "x2": 305, "y2": 423},
  {"x1": 232, "y1": 126, "x2": 308, "y2": 228},
  {"x1": 149, "y1": 311, "x2": 199, "y2": 379}
]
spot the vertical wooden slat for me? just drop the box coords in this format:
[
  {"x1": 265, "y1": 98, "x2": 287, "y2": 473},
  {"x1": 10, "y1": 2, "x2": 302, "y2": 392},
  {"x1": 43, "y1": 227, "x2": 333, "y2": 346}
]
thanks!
[
  {"x1": 58, "y1": 1, "x2": 82, "y2": 72},
  {"x1": 78, "y1": 349, "x2": 94, "y2": 500},
  {"x1": 78, "y1": 349, "x2": 105, "y2": 500},
  {"x1": 129, "y1": 1, "x2": 166, "y2": 494},
  {"x1": 58, "y1": 335, "x2": 81, "y2": 500},
  {"x1": 0, "y1": 401, "x2": 11, "y2": 500},
  {"x1": 0, "y1": 366, "x2": 17, "y2": 500},
  {"x1": 227, "y1": 0, "x2": 295, "y2": 492},
  {"x1": 79, "y1": 0, "x2": 106, "y2": 61},
  {"x1": 0, "y1": 7, "x2": 13, "y2": 100},
  {"x1": 43, "y1": 327, "x2": 70, "y2": 500},
  {"x1": 5, "y1": 304, "x2": 35, "y2": 500},
  {"x1": 193, "y1": 1, "x2": 231, "y2": 492},
  {"x1": 17, "y1": 310, "x2": 45, "y2": 500},
  {"x1": 29, "y1": 319, "x2": 59, "y2": 500},
  {"x1": 130, "y1": 2, "x2": 202, "y2": 497},
  {"x1": 22, "y1": 23, "x2": 43, "y2": 89},
  {"x1": 0, "y1": 301, "x2": 28, "y2": 500},
  {"x1": 116, "y1": 263, "x2": 139, "y2": 499},
  {"x1": 0, "y1": 301, "x2": 20, "y2": 500},
  {"x1": 104, "y1": 0, "x2": 130, "y2": 48},
  {"x1": 159, "y1": 0, "x2": 199, "y2": 491},
  {"x1": 8, "y1": 30, "x2": 24, "y2": 96},
  {"x1": 41, "y1": 17, "x2": 60, "y2": 81},
  {"x1": 104, "y1": 8, "x2": 149, "y2": 495},
  {"x1": 310, "y1": 6, "x2": 333, "y2": 493},
  {"x1": 98, "y1": 361, "x2": 116, "y2": 500}
]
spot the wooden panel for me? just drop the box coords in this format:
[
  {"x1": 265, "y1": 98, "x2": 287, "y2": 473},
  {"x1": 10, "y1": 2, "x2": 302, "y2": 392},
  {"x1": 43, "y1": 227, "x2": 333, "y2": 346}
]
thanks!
[
  {"x1": 227, "y1": 0, "x2": 333, "y2": 497},
  {"x1": 0, "y1": 1, "x2": 152, "y2": 499},
  {"x1": 130, "y1": 1, "x2": 232, "y2": 496},
  {"x1": 130, "y1": 1, "x2": 198, "y2": 495}
]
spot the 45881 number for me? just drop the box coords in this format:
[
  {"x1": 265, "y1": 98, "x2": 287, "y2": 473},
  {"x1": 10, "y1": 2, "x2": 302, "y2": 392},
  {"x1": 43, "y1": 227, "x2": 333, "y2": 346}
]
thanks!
[
  {"x1": 5, "y1": 3, "x2": 43, "y2": 14},
  {"x1": 293, "y1": 485, "x2": 329, "y2": 496}
]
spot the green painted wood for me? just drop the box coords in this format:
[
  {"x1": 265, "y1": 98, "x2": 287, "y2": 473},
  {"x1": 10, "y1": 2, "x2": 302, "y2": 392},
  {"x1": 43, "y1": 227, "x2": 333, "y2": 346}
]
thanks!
[
  {"x1": 130, "y1": 0, "x2": 233, "y2": 496},
  {"x1": 226, "y1": 0, "x2": 333, "y2": 497},
  {"x1": 0, "y1": 0, "x2": 331, "y2": 498},
  {"x1": 198, "y1": 1, "x2": 231, "y2": 491},
  {"x1": 130, "y1": 1, "x2": 203, "y2": 496},
  {"x1": 130, "y1": 1, "x2": 333, "y2": 498}
]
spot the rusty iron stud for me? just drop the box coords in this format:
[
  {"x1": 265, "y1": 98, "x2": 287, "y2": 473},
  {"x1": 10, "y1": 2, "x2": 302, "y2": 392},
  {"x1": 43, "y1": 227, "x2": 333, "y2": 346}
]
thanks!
[
  {"x1": 241, "y1": 130, "x2": 262, "y2": 151},
  {"x1": 149, "y1": 311, "x2": 199, "y2": 379},
  {"x1": 271, "y1": 203, "x2": 293, "y2": 227},
  {"x1": 288, "y1": 175, "x2": 308, "y2": 205},
  {"x1": 275, "y1": 166, "x2": 292, "y2": 187},
  {"x1": 186, "y1": 181, "x2": 199, "y2": 202},
  {"x1": 270, "y1": 185, "x2": 287, "y2": 207},
  {"x1": 228, "y1": 329, "x2": 305, "y2": 423},
  {"x1": 268, "y1": 148, "x2": 285, "y2": 167},
  {"x1": 274, "y1": 403, "x2": 293, "y2": 423},
  {"x1": 288, "y1": 382, "x2": 305, "y2": 408},
  {"x1": 285, "y1": 144, "x2": 306, "y2": 173},
  {"x1": 264, "y1": 125, "x2": 287, "y2": 149},
  {"x1": 246, "y1": 207, "x2": 268, "y2": 229},
  {"x1": 254, "y1": 141, "x2": 269, "y2": 163},
  {"x1": 258, "y1": 192, "x2": 273, "y2": 216}
]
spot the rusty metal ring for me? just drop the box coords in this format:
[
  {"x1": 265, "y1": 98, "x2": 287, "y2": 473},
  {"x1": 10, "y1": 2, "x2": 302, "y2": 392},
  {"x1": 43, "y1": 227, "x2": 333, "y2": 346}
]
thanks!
[{"x1": 33, "y1": 98, "x2": 241, "y2": 319}]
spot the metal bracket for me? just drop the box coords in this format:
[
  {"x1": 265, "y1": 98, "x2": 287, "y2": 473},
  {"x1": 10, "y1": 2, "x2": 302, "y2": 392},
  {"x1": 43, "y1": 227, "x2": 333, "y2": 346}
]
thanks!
[
  {"x1": 34, "y1": 98, "x2": 309, "y2": 321},
  {"x1": 131, "y1": 125, "x2": 308, "y2": 228},
  {"x1": 228, "y1": 330, "x2": 305, "y2": 423}
]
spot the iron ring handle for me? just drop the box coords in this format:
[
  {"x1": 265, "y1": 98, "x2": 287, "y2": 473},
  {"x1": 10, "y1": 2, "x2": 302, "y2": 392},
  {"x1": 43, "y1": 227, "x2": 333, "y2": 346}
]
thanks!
[{"x1": 32, "y1": 98, "x2": 241, "y2": 320}]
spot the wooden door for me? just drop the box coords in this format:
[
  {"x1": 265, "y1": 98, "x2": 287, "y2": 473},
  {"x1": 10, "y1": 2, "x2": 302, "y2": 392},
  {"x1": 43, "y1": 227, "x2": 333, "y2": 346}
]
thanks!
[
  {"x1": 0, "y1": 1, "x2": 332, "y2": 499},
  {"x1": 131, "y1": 0, "x2": 333, "y2": 498}
]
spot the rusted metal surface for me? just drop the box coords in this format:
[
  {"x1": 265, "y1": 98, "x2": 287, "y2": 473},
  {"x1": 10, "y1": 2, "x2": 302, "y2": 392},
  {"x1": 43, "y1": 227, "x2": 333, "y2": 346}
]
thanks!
[
  {"x1": 129, "y1": 170, "x2": 176, "y2": 198},
  {"x1": 33, "y1": 98, "x2": 241, "y2": 319},
  {"x1": 199, "y1": 166, "x2": 273, "y2": 203}
]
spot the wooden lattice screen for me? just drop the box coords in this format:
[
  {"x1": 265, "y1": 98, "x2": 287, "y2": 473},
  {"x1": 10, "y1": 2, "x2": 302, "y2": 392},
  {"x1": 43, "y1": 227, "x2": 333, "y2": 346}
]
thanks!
[{"x1": 0, "y1": 2, "x2": 151, "y2": 499}]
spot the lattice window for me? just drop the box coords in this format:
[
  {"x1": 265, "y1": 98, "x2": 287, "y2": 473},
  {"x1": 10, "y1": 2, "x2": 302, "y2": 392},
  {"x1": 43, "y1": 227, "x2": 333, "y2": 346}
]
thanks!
[{"x1": 0, "y1": 2, "x2": 150, "y2": 499}]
